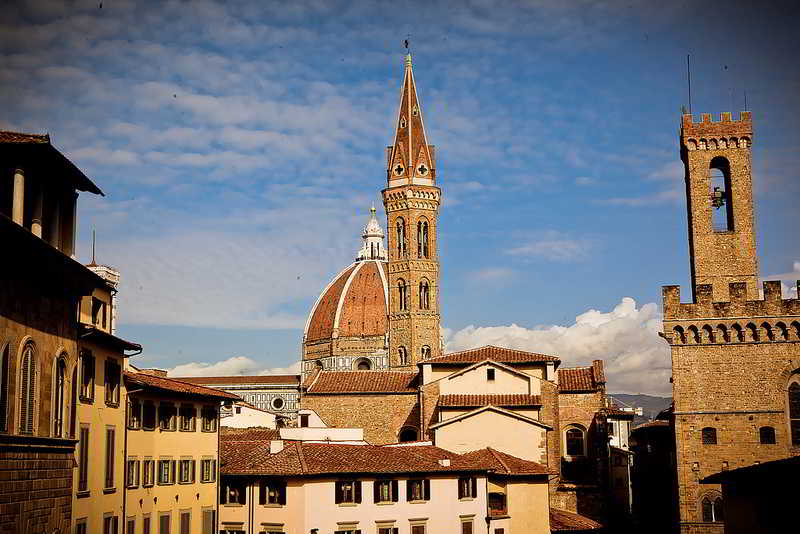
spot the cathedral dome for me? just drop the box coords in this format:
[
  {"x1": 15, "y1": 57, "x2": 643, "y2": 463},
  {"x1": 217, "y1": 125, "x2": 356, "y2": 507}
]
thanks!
[{"x1": 303, "y1": 259, "x2": 389, "y2": 345}]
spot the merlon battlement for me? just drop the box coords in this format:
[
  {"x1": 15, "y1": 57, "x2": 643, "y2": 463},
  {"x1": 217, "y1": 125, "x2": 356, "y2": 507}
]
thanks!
[
  {"x1": 681, "y1": 111, "x2": 752, "y2": 140},
  {"x1": 662, "y1": 281, "x2": 800, "y2": 320}
]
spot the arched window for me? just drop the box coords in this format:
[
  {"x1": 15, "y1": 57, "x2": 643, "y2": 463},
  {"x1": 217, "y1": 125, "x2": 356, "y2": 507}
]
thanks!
[
  {"x1": 18, "y1": 342, "x2": 36, "y2": 434},
  {"x1": 398, "y1": 347, "x2": 408, "y2": 366},
  {"x1": 53, "y1": 357, "x2": 66, "y2": 437},
  {"x1": 709, "y1": 156, "x2": 734, "y2": 232},
  {"x1": 0, "y1": 343, "x2": 9, "y2": 432},
  {"x1": 564, "y1": 426, "x2": 586, "y2": 457},
  {"x1": 419, "y1": 280, "x2": 430, "y2": 310},
  {"x1": 759, "y1": 426, "x2": 776, "y2": 445},
  {"x1": 398, "y1": 427, "x2": 418, "y2": 442},
  {"x1": 417, "y1": 219, "x2": 429, "y2": 258},
  {"x1": 396, "y1": 218, "x2": 406, "y2": 257},
  {"x1": 701, "y1": 427, "x2": 717, "y2": 445},
  {"x1": 420, "y1": 346, "x2": 431, "y2": 360},
  {"x1": 397, "y1": 279, "x2": 407, "y2": 312},
  {"x1": 69, "y1": 365, "x2": 77, "y2": 438},
  {"x1": 701, "y1": 496, "x2": 724, "y2": 522},
  {"x1": 789, "y1": 380, "x2": 800, "y2": 446},
  {"x1": 354, "y1": 358, "x2": 371, "y2": 371}
]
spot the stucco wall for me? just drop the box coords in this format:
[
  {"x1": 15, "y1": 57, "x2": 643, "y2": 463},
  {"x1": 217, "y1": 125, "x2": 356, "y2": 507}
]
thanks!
[{"x1": 439, "y1": 363, "x2": 533, "y2": 395}]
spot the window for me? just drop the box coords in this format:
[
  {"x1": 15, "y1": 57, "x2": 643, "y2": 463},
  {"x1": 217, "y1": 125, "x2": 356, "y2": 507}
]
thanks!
[
  {"x1": 789, "y1": 381, "x2": 800, "y2": 446},
  {"x1": 411, "y1": 525, "x2": 426, "y2": 534},
  {"x1": 420, "y1": 346, "x2": 431, "y2": 360},
  {"x1": 53, "y1": 357, "x2": 66, "y2": 437},
  {"x1": 103, "y1": 515, "x2": 119, "y2": 534},
  {"x1": 406, "y1": 478, "x2": 430, "y2": 501},
  {"x1": 396, "y1": 218, "x2": 406, "y2": 257},
  {"x1": 487, "y1": 368, "x2": 495, "y2": 381},
  {"x1": 702, "y1": 427, "x2": 717, "y2": 445},
  {"x1": 759, "y1": 426, "x2": 776, "y2": 445},
  {"x1": 398, "y1": 347, "x2": 408, "y2": 366},
  {"x1": 201, "y1": 405, "x2": 217, "y2": 432},
  {"x1": 398, "y1": 427, "x2": 418, "y2": 442},
  {"x1": 143, "y1": 515, "x2": 151, "y2": 534},
  {"x1": 127, "y1": 517, "x2": 135, "y2": 534},
  {"x1": 378, "y1": 528, "x2": 398, "y2": 534},
  {"x1": 607, "y1": 422, "x2": 616, "y2": 436},
  {"x1": 334, "y1": 480, "x2": 361, "y2": 504},
  {"x1": 158, "y1": 459, "x2": 175, "y2": 485},
  {"x1": 271, "y1": 397, "x2": 285, "y2": 410},
  {"x1": 143, "y1": 459, "x2": 155, "y2": 487},
  {"x1": 127, "y1": 458, "x2": 140, "y2": 488},
  {"x1": 489, "y1": 492, "x2": 507, "y2": 516},
  {"x1": 142, "y1": 401, "x2": 156, "y2": 430},
  {"x1": 75, "y1": 518, "x2": 88, "y2": 534},
  {"x1": 179, "y1": 404, "x2": 195, "y2": 431},
  {"x1": 701, "y1": 496, "x2": 724, "y2": 522},
  {"x1": 373, "y1": 479, "x2": 398, "y2": 503},
  {"x1": 355, "y1": 359, "x2": 371, "y2": 371},
  {"x1": 159, "y1": 512, "x2": 170, "y2": 534},
  {"x1": 220, "y1": 479, "x2": 247, "y2": 505},
  {"x1": 709, "y1": 157, "x2": 734, "y2": 232},
  {"x1": 201, "y1": 509, "x2": 215, "y2": 534},
  {"x1": 461, "y1": 520, "x2": 474, "y2": 534},
  {"x1": 300, "y1": 414, "x2": 309, "y2": 428},
  {"x1": 105, "y1": 427, "x2": 116, "y2": 489},
  {"x1": 0, "y1": 344, "x2": 9, "y2": 432},
  {"x1": 92, "y1": 297, "x2": 107, "y2": 329},
  {"x1": 128, "y1": 398, "x2": 142, "y2": 429},
  {"x1": 398, "y1": 279, "x2": 408, "y2": 311},
  {"x1": 18, "y1": 342, "x2": 36, "y2": 433},
  {"x1": 417, "y1": 219, "x2": 429, "y2": 258},
  {"x1": 78, "y1": 425, "x2": 90, "y2": 492},
  {"x1": 458, "y1": 477, "x2": 477, "y2": 499},
  {"x1": 419, "y1": 280, "x2": 430, "y2": 310},
  {"x1": 159, "y1": 403, "x2": 176, "y2": 431},
  {"x1": 178, "y1": 459, "x2": 196, "y2": 484},
  {"x1": 179, "y1": 510, "x2": 190, "y2": 534},
  {"x1": 565, "y1": 427, "x2": 586, "y2": 456},
  {"x1": 201, "y1": 458, "x2": 217, "y2": 482},
  {"x1": 104, "y1": 360, "x2": 120, "y2": 406},
  {"x1": 259, "y1": 479, "x2": 287, "y2": 505},
  {"x1": 79, "y1": 351, "x2": 95, "y2": 402}
]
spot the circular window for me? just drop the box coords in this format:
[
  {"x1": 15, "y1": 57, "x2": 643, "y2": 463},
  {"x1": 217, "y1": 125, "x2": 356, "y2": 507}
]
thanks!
[{"x1": 271, "y1": 397, "x2": 285, "y2": 410}]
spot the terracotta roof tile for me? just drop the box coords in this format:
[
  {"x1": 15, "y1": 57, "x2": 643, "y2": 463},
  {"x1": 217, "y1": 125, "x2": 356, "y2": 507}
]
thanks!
[
  {"x1": 459, "y1": 448, "x2": 550, "y2": 476},
  {"x1": 0, "y1": 130, "x2": 49, "y2": 144},
  {"x1": 424, "y1": 345, "x2": 559, "y2": 365},
  {"x1": 306, "y1": 264, "x2": 357, "y2": 342},
  {"x1": 439, "y1": 394, "x2": 542, "y2": 407},
  {"x1": 304, "y1": 371, "x2": 417, "y2": 394},
  {"x1": 337, "y1": 261, "x2": 388, "y2": 338},
  {"x1": 601, "y1": 406, "x2": 635, "y2": 419},
  {"x1": 176, "y1": 375, "x2": 300, "y2": 386},
  {"x1": 558, "y1": 363, "x2": 606, "y2": 393},
  {"x1": 549, "y1": 508, "x2": 604, "y2": 531},
  {"x1": 124, "y1": 370, "x2": 240, "y2": 400},
  {"x1": 220, "y1": 427, "x2": 279, "y2": 442}
]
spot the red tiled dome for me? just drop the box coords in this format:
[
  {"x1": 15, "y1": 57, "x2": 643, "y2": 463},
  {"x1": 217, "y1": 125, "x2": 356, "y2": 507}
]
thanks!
[{"x1": 304, "y1": 260, "x2": 389, "y2": 344}]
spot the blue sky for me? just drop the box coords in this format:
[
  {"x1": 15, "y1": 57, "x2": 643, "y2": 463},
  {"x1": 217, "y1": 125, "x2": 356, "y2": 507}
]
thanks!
[{"x1": 2, "y1": 0, "x2": 798, "y2": 395}]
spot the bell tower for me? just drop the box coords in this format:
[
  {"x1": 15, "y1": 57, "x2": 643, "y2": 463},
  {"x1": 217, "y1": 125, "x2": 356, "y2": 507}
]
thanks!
[
  {"x1": 383, "y1": 53, "x2": 441, "y2": 368},
  {"x1": 680, "y1": 111, "x2": 758, "y2": 301}
]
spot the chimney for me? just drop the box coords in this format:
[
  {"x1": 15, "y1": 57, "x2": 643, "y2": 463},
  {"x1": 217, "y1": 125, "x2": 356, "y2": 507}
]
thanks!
[
  {"x1": 438, "y1": 458, "x2": 450, "y2": 467},
  {"x1": 270, "y1": 440, "x2": 284, "y2": 454}
]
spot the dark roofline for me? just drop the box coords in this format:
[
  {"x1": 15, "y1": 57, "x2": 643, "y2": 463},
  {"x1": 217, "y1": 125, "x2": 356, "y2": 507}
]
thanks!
[
  {"x1": 701, "y1": 455, "x2": 800, "y2": 484},
  {"x1": 79, "y1": 325, "x2": 142, "y2": 354},
  {"x1": 124, "y1": 371, "x2": 240, "y2": 401}
]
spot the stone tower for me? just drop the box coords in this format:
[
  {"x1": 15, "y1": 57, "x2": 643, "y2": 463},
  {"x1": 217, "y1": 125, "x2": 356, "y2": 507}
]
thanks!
[
  {"x1": 663, "y1": 111, "x2": 800, "y2": 534},
  {"x1": 680, "y1": 112, "x2": 757, "y2": 301},
  {"x1": 382, "y1": 53, "x2": 441, "y2": 368}
]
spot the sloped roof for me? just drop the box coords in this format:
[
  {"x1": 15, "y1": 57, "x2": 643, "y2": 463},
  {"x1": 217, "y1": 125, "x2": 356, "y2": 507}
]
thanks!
[
  {"x1": 177, "y1": 375, "x2": 300, "y2": 386},
  {"x1": 439, "y1": 394, "x2": 542, "y2": 408},
  {"x1": 549, "y1": 508, "x2": 604, "y2": 531},
  {"x1": 0, "y1": 130, "x2": 49, "y2": 143},
  {"x1": 304, "y1": 370, "x2": 417, "y2": 394},
  {"x1": 429, "y1": 405, "x2": 553, "y2": 431},
  {"x1": 459, "y1": 448, "x2": 550, "y2": 476},
  {"x1": 424, "y1": 345, "x2": 559, "y2": 365},
  {"x1": 220, "y1": 427, "x2": 279, "y2": 442},
  {"x1": 558, "y1": 361, "x2": 605, "y2": 393},
  {"x1": 124, "y1": 371, "x2": 240, "y2": 401}
]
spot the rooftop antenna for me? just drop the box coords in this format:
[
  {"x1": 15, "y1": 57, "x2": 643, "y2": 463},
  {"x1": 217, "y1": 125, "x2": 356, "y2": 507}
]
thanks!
[{"x1": 686, "y1": 54, "x2": 692, "y2": 116}]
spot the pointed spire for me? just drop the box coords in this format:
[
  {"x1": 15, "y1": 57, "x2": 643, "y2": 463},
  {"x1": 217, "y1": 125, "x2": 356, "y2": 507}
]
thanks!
[{"x1": 387, "y1": 52, "x2": 435, "y2": 185}]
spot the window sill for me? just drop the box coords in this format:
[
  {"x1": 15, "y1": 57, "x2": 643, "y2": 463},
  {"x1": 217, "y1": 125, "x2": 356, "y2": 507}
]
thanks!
[
  {"x1": 106, "y1": 402, "x2": 120, "y2": 409},
  {"x1": 375, "y1": 501, "x2": 396, "y2": 506},
  {"x1": 159, "y1": 428, "x2": 176, "y2": 432},
  {"x1": 127, "y1": 426, "x2": 141, "y2": 431},
  {"x1": 142, "y1": 427, "x2": 155, "y2": 432},
  {"x1": 459, "y1": 497, "x2": 475, "y2": 502},
  {"x1": 126, "y1": 485, "x2": 139, "y2": 490},
  {"x1": 408, "y1": 500, "x2": 428, "y2": 504},
  {"x1": 179, "y1": 428, "x2": 196, "y2": 433},
  {"x1": 337, "y1": 503, "x2": 358, "y2": 507},
  {"x1": 261, "y1": 503, "x2": 284, "y2": 508},
  {"x1": 224, "y1": 504, "x2": 244, "y2": 508},
  {"x1": 142, "y1": 484, "x2": 154, "y2": 488},
  {"x1": 158, "y1": 482, "x2": 175, "y2": 486},
  {"x1": 79, "y1": 397, "x2": 94, "y2": 405},
  {"x1": 103, "y1": 488, "x2": 116, "y2": 494},
  {"x1": 489, "y1": 514, "x2": 510, "y2": 520},
  {"x1": 76, "y1": 490, "x2": 90, "y2": 499}
]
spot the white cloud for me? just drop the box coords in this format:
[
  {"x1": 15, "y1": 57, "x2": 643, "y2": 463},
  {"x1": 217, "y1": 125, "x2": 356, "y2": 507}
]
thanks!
[
  {"x1": 444, "y1": 297, "x2": 671, "y2": 395},
  {"x1": 601, "y1": 189, "x2": 681, "y2": 207},
  {"x1": 466, "y1": 267, "x2": 516, "y2": 283},
  {"x1": 507, "y1": 231, "x2": 594, "y2": 262},
  {"x1": 167, "y1": 356, "x2": 301, "y2": 377},
  {"x1": 763, "y1": 260, "x2": 800, "y2": 298}
]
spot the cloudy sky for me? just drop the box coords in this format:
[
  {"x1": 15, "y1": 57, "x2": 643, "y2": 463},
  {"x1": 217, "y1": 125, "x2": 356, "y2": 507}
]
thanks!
[{"x1": 3, "y1": 0, "x2": 798, "y2": 395}]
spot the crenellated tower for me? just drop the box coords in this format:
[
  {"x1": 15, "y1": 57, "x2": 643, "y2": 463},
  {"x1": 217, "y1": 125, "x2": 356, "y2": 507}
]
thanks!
[{"x1": 383, "y1": 53, "x2": 441, "y2": 368}]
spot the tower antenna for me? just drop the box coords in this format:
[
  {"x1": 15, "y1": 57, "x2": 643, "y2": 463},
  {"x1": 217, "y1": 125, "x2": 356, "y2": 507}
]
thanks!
[{"x1": 687, "y1": 53, "x2": 692, "y2": 116}]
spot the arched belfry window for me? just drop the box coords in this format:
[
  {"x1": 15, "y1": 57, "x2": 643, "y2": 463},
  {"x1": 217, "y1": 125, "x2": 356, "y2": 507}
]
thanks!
[
  {"x1": 789, "y1": 380, "x2": 800, "y2": 446},
  {"x1": 18, "y1": 342, "x2": 36, "y2": 434},
  {"x1": 420, "y1": 346, "x2": 431, "y2": 360},
  {"x1": 701, "y1": 495, "x2": 724, "y2": 522},
  {"x1": 419, "y1": 280, "x2": 430, "y2": 310},
  {"x1": 396, "y1": 218, "x2": 406, "y2": 257},
  {"x1": 709, "y1": 156, "x2": 734, "y2": 232},
  {"x1": 398, "y1": 279, "x2": 408, "y2": 312},
  {"x1": 53, "y1": 357, "x2": 66, "y2": 437},
  {"x1": 417, "y1": 219, "x2": 429, "y2": 258},
  {"x1": 398, "y1": 347, "x2": 408, "y2": 366}
]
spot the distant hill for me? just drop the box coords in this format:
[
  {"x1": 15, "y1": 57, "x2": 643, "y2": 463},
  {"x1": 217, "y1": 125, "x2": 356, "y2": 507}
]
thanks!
[{"x1": 607, "y1": 393, "x2": 672, "y2": 426}]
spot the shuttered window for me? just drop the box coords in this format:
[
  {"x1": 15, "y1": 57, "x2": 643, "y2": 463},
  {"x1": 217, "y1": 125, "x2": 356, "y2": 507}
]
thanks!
[
  {"x1": 53, "y1": 358, "x2": 66, "y2": 437},
  {"x1": 18, "y1": 343, "x2": 36, "y2": 433},
  {"x1": 78, "y1": 426, "x2": 89, "y2": 492},
  {"x1": 159, "y1": 512, "x2": 170, "y2": 534},
  {"x1": 0, "y1": 344, "x2": 10, "y2": 432},
  {"x1": 201, "y1": 509, "x2": 214, "y2": 534},
  {"x1": 105, "y1": 427, "x2": 116, "y2": 489},
  {"x1": 179, "y1": 511, "x2": 190, "y2": 534}
]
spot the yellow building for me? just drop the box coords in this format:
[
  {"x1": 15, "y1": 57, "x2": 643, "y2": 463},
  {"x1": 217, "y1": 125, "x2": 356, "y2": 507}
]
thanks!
[{"x1": 123, "y1": 368, "x2": 238, "y2": 534}]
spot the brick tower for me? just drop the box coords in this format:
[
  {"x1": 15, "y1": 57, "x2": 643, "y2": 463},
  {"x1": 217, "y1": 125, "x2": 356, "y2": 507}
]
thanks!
[
  {"x1": 680, "y1": 112, "x2": 758, "y2": 302},
  {"x1": 662, "y1": 112, "x2": 800, "y2": 534},
  {"x1": 382, "y1": 53, "x2": 441, "y2": 368}
]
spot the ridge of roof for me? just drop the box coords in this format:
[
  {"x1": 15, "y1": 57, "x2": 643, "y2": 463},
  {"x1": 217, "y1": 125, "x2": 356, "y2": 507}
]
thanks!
[
  {"x1": 423, "y1": 345, "x2": 560, "y2": 364},
  {"x1": 0, "y1": 130, "x2": 50, "y2": 143},
  {"x1": 124, "y1": 370, "x2": 240, "y2": 400}
]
